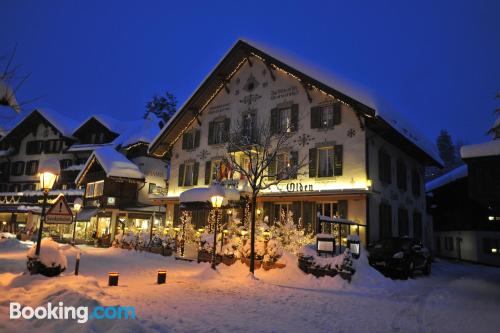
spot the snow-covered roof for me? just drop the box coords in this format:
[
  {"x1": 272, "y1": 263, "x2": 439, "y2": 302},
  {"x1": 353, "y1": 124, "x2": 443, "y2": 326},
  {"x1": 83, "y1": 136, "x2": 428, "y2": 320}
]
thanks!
[
  {"x1": 67, "y1": 143, "x2": 115, "y2": 152},
  {"x1": 75, "y1": 114, "x2": 133, "y2": 135},
  {"x1": 425, "y1": 164, "x2": 468, "y2": 192},
  {"x1": 460, "y1": 140, "x2": 500, "y2": 159},
  {"x1": 149, "y1": 39, "x2": 442, "y2": 166},
  {"x1": 0, "y1": 189, "x2": 84, "y2": 197},
  {"x1": 75, "y1": 147, "x2": 145, "y2": 185},
  {"x1": 114, "y1": 118, "x2": 159, "y2": 148}
]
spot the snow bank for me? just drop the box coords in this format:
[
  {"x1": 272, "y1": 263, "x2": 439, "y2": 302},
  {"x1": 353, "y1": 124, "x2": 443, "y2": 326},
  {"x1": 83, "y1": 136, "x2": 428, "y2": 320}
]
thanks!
[{"x1": 27, "y1": 238, "x2": 68, "y2": 269}]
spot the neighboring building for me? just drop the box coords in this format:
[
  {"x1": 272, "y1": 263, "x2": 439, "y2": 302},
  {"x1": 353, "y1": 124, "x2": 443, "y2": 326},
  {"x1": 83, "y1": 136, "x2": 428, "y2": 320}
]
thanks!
[
  {"x1": 0, "y1": 109, "x2": 167, "y2": 240},
  {"x1": 149, "y1": 40, "x2": 442, "y2": 247},
  {"x1": 427, "y1": 140, "x2": 500, "y2": 266}
]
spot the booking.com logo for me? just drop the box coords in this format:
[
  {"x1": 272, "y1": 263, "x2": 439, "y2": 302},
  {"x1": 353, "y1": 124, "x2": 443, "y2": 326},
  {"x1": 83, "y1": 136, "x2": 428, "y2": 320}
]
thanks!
[{"x1": 9, "y1": 302, "x2": 136, "y2": 324}]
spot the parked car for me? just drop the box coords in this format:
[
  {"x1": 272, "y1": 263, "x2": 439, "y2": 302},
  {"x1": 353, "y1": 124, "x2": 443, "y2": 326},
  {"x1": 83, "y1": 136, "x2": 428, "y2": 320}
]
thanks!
[{"x1": 368, "y1": 237, "x2": 431, "y2": 278}]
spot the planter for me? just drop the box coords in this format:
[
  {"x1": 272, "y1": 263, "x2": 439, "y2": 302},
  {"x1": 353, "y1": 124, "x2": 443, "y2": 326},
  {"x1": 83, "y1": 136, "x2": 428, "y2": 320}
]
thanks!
[
  {"x1": 221, "y1": 255, "x2": 237, "y2": 266},
  {"x1": 262, "y1": 261, "x2": 286, "y2": 271},
  {"x1": 241, "y1": 257, "x2": 262, "y2": 269},
  {"x1": 162, "y1": 247, "x2": 173, "y2": 257},
  {"x1": 150, "y1": 247, "x2": 163, "y2": 255},
  {"x1": 338, "y1": 270, "x2": 352, "y2": 282},
  {"x1": 197, "y1": 251, "x2": 221, "y2": 265},
  {"x1": 27, "y1": 258, "x2": 65, "y2": 277}
]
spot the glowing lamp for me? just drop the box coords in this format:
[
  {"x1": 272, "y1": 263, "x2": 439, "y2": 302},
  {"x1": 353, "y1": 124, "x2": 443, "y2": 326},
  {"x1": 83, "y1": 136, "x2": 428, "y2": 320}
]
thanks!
[
  {"x1": 157, "y1": 270, "x2": 167, "y2": 284},
  {"x1": 488, "y1": 216, "x2": 495, "y2": 221},
  {"x1": 38, "y1": 158, "x2": 60, "y2": 191},
  {"x1": 256, "y1": 209, "x2": 262, "y2": 216},
  {"x1": 73, "y1": 197, "x2": 83, "y2": 212},
  {"x1": 240, "y1": 229, "x2": 248, "y2": 237},
  {"x1": 108, "y1": 272, "x2": 119, "y2": 286}
]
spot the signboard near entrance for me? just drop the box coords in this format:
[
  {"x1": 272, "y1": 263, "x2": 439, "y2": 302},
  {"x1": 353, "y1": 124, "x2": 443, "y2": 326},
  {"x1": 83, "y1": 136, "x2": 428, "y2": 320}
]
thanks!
[{"x1": 45, "y1": 195, "x2": 73, "y2": 224}]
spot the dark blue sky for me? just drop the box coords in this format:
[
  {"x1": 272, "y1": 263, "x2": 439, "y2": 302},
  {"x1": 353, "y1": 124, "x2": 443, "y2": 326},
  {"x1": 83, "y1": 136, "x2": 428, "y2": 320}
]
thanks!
[{"x1": 2, "y1": 0, "x2": 499, "y2": 145}]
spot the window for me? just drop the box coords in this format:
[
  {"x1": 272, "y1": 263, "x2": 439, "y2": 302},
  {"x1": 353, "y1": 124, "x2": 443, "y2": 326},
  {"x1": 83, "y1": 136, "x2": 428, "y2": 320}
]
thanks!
[
  {"x1": 22, "y1": 183, "x2": 36, "y2": 191},
  {"x1": 26, "y1": 140, "x2": 44, "y2": 155},
  {"x1": 0, "y1": 162, "x2": 10, "y2": 177},
  {"x1": 44, "y1": 140, "x2": 63, "y2": 153},
  {"x1": 379, "y1": 203, "x2": 392, "y2": 239},
  {"x1": 25, "y1": 160, "x2": 39, "y2": 175},
  {"x1": 242, "y1": 113, "x2": 256, "y2": 140},
  {"x1": 398, "y1": 208, "x2": 409, "y2": 237},
  {"x1": 396, "y1": 160, "x2": 407, "y2": 190},
  {"x1": 85, "y1": 180, "x2": 104, "y2": 198},
  {"x1": 208, "y1": 119, "x2": 230, "y2": 145},
  {"x1": 271, "y1": 104, "x2": 298, "y2": 134},
  {"x1": 178, "y1": 162, "x2": 199, "y2": 187},
  {"x1": 11, "y1": 161, "x2": 25, "y2": 176},
  {"x1": 59, "y1": 159, "x2": 73, "y2": 170},
  {"x1": 444, "y1": 237, "x2": 454, "y2": 251},
  {"x1": 276, "y1": 153, "x2": 290, "y2": 179},
  {"x1": 311, "y1": 103, "x2": 341, "y2": 129},
  {"x1": 411, "y1": 169, "x2": 421, "y2": 196},
  {"x1": 182, "y1": 130, "x2": 200, "y2": 150},
  {"x1": 413, "y1": 212, "x2": 422, "y2": 241},
  {"x1": 273, "y1": 203, "x2": 292, "y2": 222},
  {"x1": 378, "y1": 149, "x2": 391, "y2": 184},
  {"x1": 318, "y1": 147, "x2": 334, "y2": 177},
  {"x1": 483, "y1": 238, "x2": 500, "y2": 255},
  {"x1": 148, "y1": 183, "x2": 157, "y2": 194}
]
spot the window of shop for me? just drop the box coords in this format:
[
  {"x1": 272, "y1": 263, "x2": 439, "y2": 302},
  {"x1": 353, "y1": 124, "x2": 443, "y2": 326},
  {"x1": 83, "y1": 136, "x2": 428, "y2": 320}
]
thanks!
[
  {"x1": 273, "y1": 203, "x2": 292, "y2": 222},
  {"x1": 85, "y1": 180, "x2": 104, "y2": 198},
  {"x1": 483, "y1": 238, "x2": 500, "y2": 255},
  {"x1": 444, "y1": 237, "x2": 454, "y2": 251},
  {"x1": 25, "y1": 160, "x2": 39, "y2": 175}
]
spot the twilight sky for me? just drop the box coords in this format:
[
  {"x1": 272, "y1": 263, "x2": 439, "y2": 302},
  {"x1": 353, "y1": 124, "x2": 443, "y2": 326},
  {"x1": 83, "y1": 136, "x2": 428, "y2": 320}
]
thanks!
[{"x1": 1, "y1": 0, "x2": 499, "y2": 146}]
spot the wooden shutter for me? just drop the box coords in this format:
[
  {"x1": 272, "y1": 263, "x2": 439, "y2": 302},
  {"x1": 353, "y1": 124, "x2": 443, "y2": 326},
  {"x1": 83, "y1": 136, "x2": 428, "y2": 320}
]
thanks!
[
  {"x1": 178, "y1": 164, "x2": 185, "y2": 187},
  {"x1": 310, "y1": 106, "x2": 321, "y2": 129},
  {"x1": 291, "y1": 104, "x2": 299, "y2": 131},
  {"x1": 182, "y1": 133, "x2": 187, "y2": 150},
  {"x1": 204, "y1": 160, "x2": 212, "y2": 185},
  {"x1": 173, "y1": 204, "x2": 180, "y2": 226},
  {"x1": 338, "y1": 200, "x2": 348, "y2": 219},
  {"x1": 333, "y1": 102, "x2": 341, "y2": 125},
  {"x1": 309, "y1": 148, "x2": 317, "y2": 178},
  {"x1": 194, "y1": 130, "x2": 200, "y2": 148},
  {"x1": 334, "y1": 145, "x2": 343, "y2": 176},
  {"x1": 193, "y1": 162, "x2": 199, "y2": 186},
  {"x1": 223, "y1": 118, "x2": 230, "y2": 142},
  {"x1": 270, "y1": 108, "x2": 278, "y2": 134},
  {"x1": 208, "y1": 121, "x2": 214, "y2": 145},
  {"x1": 290, "y1": 151, "x2": 298, "y2": 179},
  {"x1": 268, "y1": 156, "x2": 276, "y2": 180}
]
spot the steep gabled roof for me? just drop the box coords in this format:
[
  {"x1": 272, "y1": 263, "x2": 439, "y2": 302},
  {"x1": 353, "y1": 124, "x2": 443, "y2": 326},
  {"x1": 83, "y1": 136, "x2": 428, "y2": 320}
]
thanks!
[
  {"x1": 148, "y1": 39, "x2": 442, "y2": 167},
  {"x1": 0, "y1": 108, "x2": 80, "y2": 142},
  {"x1": 75, "y1": 147, "x2": 145, "y2": 186},
  {"x1": 425, "y1": 164, "x2": 468, "y2": 192},
  {"x1": 73, "y1": 114, "x2": 133, "y2": 135},
  {"x1": 113, "y1": 118, "x2": 159, "y2": 148}
]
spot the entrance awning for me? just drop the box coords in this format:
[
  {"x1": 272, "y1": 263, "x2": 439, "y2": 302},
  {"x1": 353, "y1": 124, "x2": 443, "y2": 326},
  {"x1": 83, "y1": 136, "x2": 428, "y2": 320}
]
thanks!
[
  {"x1": 76, "y1": 208, "x2": 99, "y2": 222},
  {"x1": 179, "y1": 187, "x2": 240, "y2": 206}
]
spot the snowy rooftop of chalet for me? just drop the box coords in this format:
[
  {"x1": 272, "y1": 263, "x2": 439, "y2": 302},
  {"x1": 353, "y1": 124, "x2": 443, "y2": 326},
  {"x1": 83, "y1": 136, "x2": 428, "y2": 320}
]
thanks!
[
  {"x1": 75, "y1": 147, "x2": 145, "y2": 184},
  {"x1": 460, "y1": 140, "x2": 500, "y2": 159},
  {"x1": 150, "y1": 39, "x2": 442, "y2": 166},
  {"x1": 425, "y1": 164, "x2": 468, "y2": 192}
]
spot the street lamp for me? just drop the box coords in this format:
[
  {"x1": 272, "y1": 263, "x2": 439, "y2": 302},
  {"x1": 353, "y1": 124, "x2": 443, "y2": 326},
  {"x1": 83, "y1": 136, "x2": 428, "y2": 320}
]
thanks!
[
  {"x1": 72, "y1": 197, "x2": 83, "y2": 245},
  {"x1": 34, "y1": 158, "x2": 60, "y2": 257},
  {"x1": 210, "y1": 183, "x2": 224, "y2": 270}
]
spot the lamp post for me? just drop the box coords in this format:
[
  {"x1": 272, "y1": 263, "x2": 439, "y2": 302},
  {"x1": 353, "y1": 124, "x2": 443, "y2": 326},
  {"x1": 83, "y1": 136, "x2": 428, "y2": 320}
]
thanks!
[
  {"x1": 35, "y1": 159, "x2": 60, "y2": 257},
  {"x1": 72, "y1": 198, "x2": 83, "y2": 245},
  {"x1": 210, "y1": 183, "x2": 224, "y2": 270}
]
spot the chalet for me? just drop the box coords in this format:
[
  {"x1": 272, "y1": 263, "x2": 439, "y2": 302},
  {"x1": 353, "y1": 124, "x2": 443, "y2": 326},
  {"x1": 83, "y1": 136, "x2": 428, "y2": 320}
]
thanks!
[
  {"x1": 148, "y1": 40, "x2": 442, "y2": 248},
  {"x1": 427, "y1": 139, "x2": 500, "y2": 266}
]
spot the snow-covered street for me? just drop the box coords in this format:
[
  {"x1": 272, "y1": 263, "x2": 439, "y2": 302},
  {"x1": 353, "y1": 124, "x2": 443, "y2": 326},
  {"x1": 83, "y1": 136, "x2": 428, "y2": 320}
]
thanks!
[{"x1": 1, "y1": 240, "x2": 500, "y2": 333}]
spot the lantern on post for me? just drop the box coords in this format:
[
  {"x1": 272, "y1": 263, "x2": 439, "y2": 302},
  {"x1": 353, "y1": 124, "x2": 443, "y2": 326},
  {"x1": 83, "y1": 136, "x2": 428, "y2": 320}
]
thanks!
[
  {"x1": 209, "y1": 183, "x2": 224, "y2": 270},
  {"x1": 72, "y1": 197, "x2": 83, "y2": 245},
  {"x1": 34, "y1": 158, "x2": 60, "y2": 257},
  {"x1": 347, "y1": 234, "x2": 361, "y2": 259}
]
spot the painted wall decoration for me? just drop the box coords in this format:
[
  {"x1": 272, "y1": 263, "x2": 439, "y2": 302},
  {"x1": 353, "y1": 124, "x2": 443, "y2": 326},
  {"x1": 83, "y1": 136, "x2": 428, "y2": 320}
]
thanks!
[
  {"x1": 347, "y1": 128, "x2": 356, "y2": 138},
  {"x1": 208, "y1": 103, "x2": 230, "y2": 114},
  {"x1": 242, "y1": 74, "x2": 260, "y2": 92},
  {"x1": 270, "y1": 86, "x2": 299, "y2": 100}
]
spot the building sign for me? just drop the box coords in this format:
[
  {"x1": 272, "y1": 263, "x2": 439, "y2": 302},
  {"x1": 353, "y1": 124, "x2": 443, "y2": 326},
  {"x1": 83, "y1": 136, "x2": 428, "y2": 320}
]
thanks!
[
  {"x1": 107, "y1": 197, "x2": 116, "y2": 205},
  {"x1": 270, "y1": 86, "x2": 299, "y2": 100},
  {"x1": 285, "y1": 183, "x2": 313, "y2": 193},
  {"x1": 45, "y1": 195, "x2": 73, "y2": 224}
]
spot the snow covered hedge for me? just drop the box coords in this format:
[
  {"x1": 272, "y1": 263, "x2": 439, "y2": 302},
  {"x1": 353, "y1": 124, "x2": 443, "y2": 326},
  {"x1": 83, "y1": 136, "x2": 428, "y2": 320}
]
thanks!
[{"x1": 26, "y1": 237, "x2": 67, "y2": 276}]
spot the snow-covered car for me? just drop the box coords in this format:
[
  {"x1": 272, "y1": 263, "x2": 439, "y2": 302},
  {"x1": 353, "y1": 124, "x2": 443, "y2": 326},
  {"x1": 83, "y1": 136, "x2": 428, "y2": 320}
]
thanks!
[{"x1": 367, "y1": 237, "x2": 431, "y2": 279}]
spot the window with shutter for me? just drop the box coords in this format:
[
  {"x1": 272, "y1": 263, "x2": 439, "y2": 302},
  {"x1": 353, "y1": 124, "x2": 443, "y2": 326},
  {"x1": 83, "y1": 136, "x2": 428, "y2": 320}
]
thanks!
[
  {"x1": 208, "y1": 122, "x2": 214, "y2": 145},
  {"x1": 398, "y1": 208, "x2": 409, "y2": 237},
  {"x1": 270, "y1": 108, "x2": 278, "y2": 134},
  {"x1": 333, "y1": 102, "x2": 341, "y2": 125},
  {"x1": 291, "y1": 104, "x2": 299, "y2": 131},
  {"x1": 25, "y1": 160, "x2": 39, "y2": 175},
  {"x1": 379, "y1": 203, "x2": 392, "y2": 239},
  {"x1": 210, "y1": 119, "x2": 229, "y2": 145},
  {"x1": 11, "y1": 161, "x2": 25, "y2": 176},
  {"x1": 308, "y1": 148, "x2": 317, "y2": 178},
  {"x1": 378, "y1": 149, "x2": 392, "y2": 184},
  {"x1": 192, "y1": 162, "x2": 199, "y2": 186},
  {"x1": 204, "y1": 160, "x2": 212, "y2": 185},
  {"x1": 411, "y1": 169, "x2": 421, "y2": 196},
  {"x1": 194, "y1": 130, "x2": 200, "y2": 148},
  {"x1": 290, "y1": 151, "x2": 298, "y2": 179},
  {"x1": 178, "y1": 164, "x2": 185, "y2": 187},
  {"x1": 397, "y1": 160, "x2": 407, "y2": 190},
  {"x1": 413, "y1": 212, "x2": 422, "y2": 241},
  {"x1": 318, "y1": 147, "x2": 334, "y2": 177},
  {"x1": 311, "y1": 103, "x2": 341, "y2": 129},
  {"x1": 334, "y1": 145, "x2": 343, "y2": 176},
  {"x1": 310, "y1": 106, "x2": 321, "y2": 129}
]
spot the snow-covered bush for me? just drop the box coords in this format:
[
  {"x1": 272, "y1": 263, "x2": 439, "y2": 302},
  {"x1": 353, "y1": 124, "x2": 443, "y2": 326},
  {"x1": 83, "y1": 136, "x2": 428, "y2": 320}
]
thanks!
[
  {"x1": 27, "y1": 238, "x2": 67, "y2": 276},
  {"x1": 263, "y1": 239, "x2": 283, "y2": 263},
  {"x1": 271, "y1": 210, "x2": 314, "y2": 254}
]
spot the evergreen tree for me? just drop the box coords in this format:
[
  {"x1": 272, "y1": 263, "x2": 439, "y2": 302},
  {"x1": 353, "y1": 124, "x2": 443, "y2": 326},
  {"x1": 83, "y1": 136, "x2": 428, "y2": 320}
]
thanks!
[
  {"x1": 144, "y1": 91, "x2": 177, "y2": 128},
  {"x1": 436, "y1": 130, "x2": 456, "y2": 168}
]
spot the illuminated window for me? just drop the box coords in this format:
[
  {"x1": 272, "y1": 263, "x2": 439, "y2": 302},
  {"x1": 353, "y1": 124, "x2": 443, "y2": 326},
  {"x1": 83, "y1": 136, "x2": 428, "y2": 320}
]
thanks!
[
  {"x1": 318, "y1": 147, "x2": 334, "y2": 177},
  {"x1": 85, "y1": 180, "x2": 104, "y2": 198}
]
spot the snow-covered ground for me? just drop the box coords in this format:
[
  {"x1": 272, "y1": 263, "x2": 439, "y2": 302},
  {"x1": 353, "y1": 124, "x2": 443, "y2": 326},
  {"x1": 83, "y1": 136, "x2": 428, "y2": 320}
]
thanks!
[{"x1": 1, "y1": 239, "x2": 500, "y2": 333}]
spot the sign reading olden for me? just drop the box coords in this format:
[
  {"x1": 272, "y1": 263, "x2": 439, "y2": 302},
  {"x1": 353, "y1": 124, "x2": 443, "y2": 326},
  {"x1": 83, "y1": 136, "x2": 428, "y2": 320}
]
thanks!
[{"x1": 45, "y1": 195, "x2": 74, "y2": 224}]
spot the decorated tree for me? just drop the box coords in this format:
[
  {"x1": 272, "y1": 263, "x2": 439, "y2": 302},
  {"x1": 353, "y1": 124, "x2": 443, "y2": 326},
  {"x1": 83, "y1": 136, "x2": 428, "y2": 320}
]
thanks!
[{"x1": 226, "y1": 119, "x2": 306, "y2": 274}]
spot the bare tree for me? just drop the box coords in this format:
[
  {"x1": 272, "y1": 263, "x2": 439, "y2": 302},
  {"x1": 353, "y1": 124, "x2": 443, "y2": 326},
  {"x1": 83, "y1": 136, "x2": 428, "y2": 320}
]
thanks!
[{"x1": 225, "y1": 118, "x2": 307, "y2": 274}]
